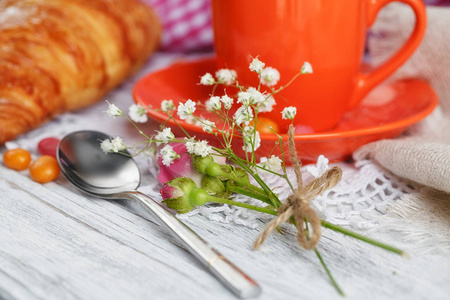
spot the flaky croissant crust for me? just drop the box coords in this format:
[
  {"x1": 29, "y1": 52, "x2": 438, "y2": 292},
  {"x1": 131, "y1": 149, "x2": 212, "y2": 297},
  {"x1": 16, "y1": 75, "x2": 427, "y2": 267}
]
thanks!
[{"x1": 0, "y1": 0, "x2": 161, "y2": 144}]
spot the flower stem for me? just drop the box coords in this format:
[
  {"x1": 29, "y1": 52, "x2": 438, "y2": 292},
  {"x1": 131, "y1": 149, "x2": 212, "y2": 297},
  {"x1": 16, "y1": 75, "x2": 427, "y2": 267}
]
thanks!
[
  {"x1": 169, "y1": 116, "x2": 192, "y2": 138},
  {"x1": 227, "y1": 153, "x2": 281, "y2": 208},
  {"x1": 207, "y1": 196, "x2": 277, "y2": 215},
  {"x1": 314, "y1": 248, "x2": 345, "y2": 296},
  {"x1": 122, "y1": 115, "x2": 152, "y2": 140},
  {"x1": 226, "y1": 185, "x2": 273, "y2": 204},
  {"x1": 218, "y1": 171, "x2": 269, "y2": 196},
  {"x1": 321, "y1": 220, "x2": 406, "y2": 256}
]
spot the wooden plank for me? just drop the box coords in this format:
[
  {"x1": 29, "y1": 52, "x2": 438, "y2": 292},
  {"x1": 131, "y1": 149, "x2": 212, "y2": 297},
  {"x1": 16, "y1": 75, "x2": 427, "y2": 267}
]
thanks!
[
  {"x1": 1, "y1": 52, "x2": 450, "y2": 300},
  {"x1": 1, "y1": 165, "x2": 450, "y2": 300}
]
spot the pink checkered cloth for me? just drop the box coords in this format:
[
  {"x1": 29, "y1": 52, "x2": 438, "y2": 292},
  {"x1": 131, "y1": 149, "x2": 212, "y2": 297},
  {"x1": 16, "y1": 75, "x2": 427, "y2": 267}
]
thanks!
[
  {"x1": 426, "y1": 0, "x2": 450, "y2": 5},
  {"x1": 142, "y1": 0, "x2": 213, "y2": 52}
]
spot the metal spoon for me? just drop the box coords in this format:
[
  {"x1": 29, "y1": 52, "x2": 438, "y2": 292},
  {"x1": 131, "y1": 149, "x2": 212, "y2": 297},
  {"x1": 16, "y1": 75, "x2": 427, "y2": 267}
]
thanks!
[{"x1": 57, "y1": 130, "x2": 261, "y2": 299}]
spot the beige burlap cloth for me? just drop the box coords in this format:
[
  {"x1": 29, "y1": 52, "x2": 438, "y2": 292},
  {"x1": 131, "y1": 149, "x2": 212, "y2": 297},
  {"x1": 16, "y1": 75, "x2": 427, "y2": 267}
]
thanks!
[{"x1": 354, "y1": 3, "x2": 450, "y2": 195}]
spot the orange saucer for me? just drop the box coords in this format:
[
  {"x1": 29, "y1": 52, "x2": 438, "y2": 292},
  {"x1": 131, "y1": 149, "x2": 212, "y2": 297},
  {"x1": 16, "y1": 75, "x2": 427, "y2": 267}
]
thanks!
[{"x1": 133, "y1": 57, "x2": 438, "y2": 164}]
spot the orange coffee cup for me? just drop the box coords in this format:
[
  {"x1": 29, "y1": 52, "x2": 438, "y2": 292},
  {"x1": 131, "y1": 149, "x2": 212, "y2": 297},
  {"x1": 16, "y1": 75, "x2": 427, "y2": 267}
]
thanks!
[{"x1": 212, "y1": 0, "x2": 426, "y2": 132}]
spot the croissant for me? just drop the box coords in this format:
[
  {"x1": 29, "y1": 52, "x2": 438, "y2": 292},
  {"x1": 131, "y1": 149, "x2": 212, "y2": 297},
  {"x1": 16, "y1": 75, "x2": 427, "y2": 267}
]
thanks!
[{"x1": 0, "y1": 0, "x2": 161, "y2": 144}]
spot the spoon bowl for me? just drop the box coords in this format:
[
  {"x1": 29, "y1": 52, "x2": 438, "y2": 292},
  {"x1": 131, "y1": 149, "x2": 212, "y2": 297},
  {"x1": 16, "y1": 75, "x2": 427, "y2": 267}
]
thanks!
[
  {"x1": 58, "y1": 131, "x2": 140, "y2": 196},
  {"x1": 57, "y1": 130, "x2": 261, "y2": 299}
]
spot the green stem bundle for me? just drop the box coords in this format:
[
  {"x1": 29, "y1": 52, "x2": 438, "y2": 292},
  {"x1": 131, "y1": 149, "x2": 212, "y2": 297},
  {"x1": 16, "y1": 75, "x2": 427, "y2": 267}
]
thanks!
[{"x1": 205, "y1": 193, "x2": 406, "y2": 257}]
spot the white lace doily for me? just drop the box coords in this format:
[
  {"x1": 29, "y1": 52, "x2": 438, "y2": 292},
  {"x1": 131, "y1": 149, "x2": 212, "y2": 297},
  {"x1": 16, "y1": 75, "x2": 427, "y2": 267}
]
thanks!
[{"x1": 174, "y1": 156, "x2": 417, "y2": 230}]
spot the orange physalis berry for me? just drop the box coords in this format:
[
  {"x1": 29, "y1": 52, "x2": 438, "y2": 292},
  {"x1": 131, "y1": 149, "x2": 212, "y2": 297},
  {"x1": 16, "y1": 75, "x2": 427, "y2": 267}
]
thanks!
[
  {"x1": 3, "y1": 148, "x2": 32, "y2": 171},
  {"x1": 29, "y1": 155, "x2": 61, "y2": 183},
  {"x1": 251, "y1": 117, "x2": 280, "y2": 134}
]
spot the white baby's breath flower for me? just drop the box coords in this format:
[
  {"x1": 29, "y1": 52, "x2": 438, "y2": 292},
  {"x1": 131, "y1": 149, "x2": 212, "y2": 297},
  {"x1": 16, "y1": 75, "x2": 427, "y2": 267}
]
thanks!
[
  {"x1": 234, "y1": 105, "x2": 254, "y2": 126},
  {"x1": 194, "y1": 140, "x2": 212, "y2": 157},
  {"x1": 257, "y1": 93, "x2": 276, "y2": 113},
  {"x1": 185, "y1": 138, "x2": 196, "y2": 154},
  {"x1": 154, "y1": 127, "x2": 175, "y2": 145},
  {"x1": 208, "y1": 96, "x2": 222, "y2": 110},
  {"x1": 301, "y1": 61, "x2": 313, "y2": 74},
  {"x1": 100, "y1": 139, "x2": 113, "y2": 153},
  {"x1": 185, "y1": 139, "x2": 212, "y2": 157},
  {"x1": 215, "y1": 69, "x2": 237, "y2": 85},
  {"x1": 201, "y1": 119, "x2": 215, "y2": 133},
  {"x1": 238, "y1": 88, "x2": 264, "y2": 106},
  {"x1": 161, "y1": 99, "x2": 175, "y2": 112},
  {"x1": 128, "y1": 104, "x2": 148, "y2": 123},
  {"x1": 105, "y1": 101, "x2": 122, "y2": 118},
  {"x1": 177, "y1": 99, "x2": 196, "y2": 120},
  {"x1": 220, "y1": 94, "x2": 234, "y2": 110},
  {"x1": 237, "y1": 91, "x2": 252, "y2": 106},
  {"x1": 260, "y1": 67, "x2": 280, "y2": 87},
  {"x1": 160, "y1": 144, "x2": 179, "y2": 166},
  {"x1": 246, "y1": 87, "x2": 265, "y2": 105},
  {"x1": 101, "y1": 137, "x2": 126, "y2": 153},
  {"x1": 200, "y1": 73, "x2": 215, "y2": 85},
  {"x1": 249, "y1": 57, "x2": 265, "y2": 73},
  {"x1": 110, "y1": 137, "x2": 126, "y2": 152},
  {"x1": 205, "y1": 99, "x2": 213, "y2": 111},
  {"x1": 265, "y1": 155, "x2": 282, "y2": 172},
  {"x1": 281, "y1": 106, "x2": 297, "y2": 120},
  {"x1": 242, "y1": 126, "x2": 261, "y2": 152}
]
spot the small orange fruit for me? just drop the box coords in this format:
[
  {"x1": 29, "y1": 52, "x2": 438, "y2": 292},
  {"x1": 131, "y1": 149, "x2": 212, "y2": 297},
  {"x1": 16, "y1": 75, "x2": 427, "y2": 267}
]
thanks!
[
  {"x1": 251, "y1": 117, "x2": 280, "y2": 134},
  {"x1": 3, "y1": 148, "x2": 32, "y2": 171},
  {"x1": 29, "y1": 155, "x2": 61, "y2": 183}
]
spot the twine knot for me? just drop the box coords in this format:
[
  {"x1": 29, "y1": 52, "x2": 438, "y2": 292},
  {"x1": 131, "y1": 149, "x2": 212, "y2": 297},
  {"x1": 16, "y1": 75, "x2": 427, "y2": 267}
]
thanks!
[{"x1": 254, "y1": 125, "x2": 342, "y2": 250}]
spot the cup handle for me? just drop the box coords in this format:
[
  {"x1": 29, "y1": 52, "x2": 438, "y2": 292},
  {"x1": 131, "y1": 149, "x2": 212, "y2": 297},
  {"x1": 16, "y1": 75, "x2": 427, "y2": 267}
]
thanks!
[{"x1": 348, "y1": 0, "x2": 426, "y2": 109}]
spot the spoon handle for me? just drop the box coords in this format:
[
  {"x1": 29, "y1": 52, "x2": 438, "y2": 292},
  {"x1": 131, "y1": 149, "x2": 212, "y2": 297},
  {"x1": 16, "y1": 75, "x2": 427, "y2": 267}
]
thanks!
[{"x1": 125, "y1": 191, "x2": 261, "y2": 299}]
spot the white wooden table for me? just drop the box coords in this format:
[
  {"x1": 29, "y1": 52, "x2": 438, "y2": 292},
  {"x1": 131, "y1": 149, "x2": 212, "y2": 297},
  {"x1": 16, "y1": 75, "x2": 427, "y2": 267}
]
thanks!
[{"x1": 1, "y1": 53, "x2": 449, "y2": 300}]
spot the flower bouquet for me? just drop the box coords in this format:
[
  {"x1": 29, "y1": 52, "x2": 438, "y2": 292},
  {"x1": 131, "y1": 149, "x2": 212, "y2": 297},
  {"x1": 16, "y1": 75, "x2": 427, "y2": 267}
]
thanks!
[{"x1": 102, "y1": 57, "x2": 405, "y2": 296}]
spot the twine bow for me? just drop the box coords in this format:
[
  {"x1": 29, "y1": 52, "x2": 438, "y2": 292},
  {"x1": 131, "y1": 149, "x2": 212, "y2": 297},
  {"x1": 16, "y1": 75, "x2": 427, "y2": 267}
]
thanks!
[{"x1": 254, "y1": 125, "x2": 343, "y2": 250}]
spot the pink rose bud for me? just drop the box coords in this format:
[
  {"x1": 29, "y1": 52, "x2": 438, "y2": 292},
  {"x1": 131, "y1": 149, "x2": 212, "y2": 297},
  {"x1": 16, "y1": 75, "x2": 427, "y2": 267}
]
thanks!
[{"x1": 161, "y1": 177, "x2": 209, "y2": 214}]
